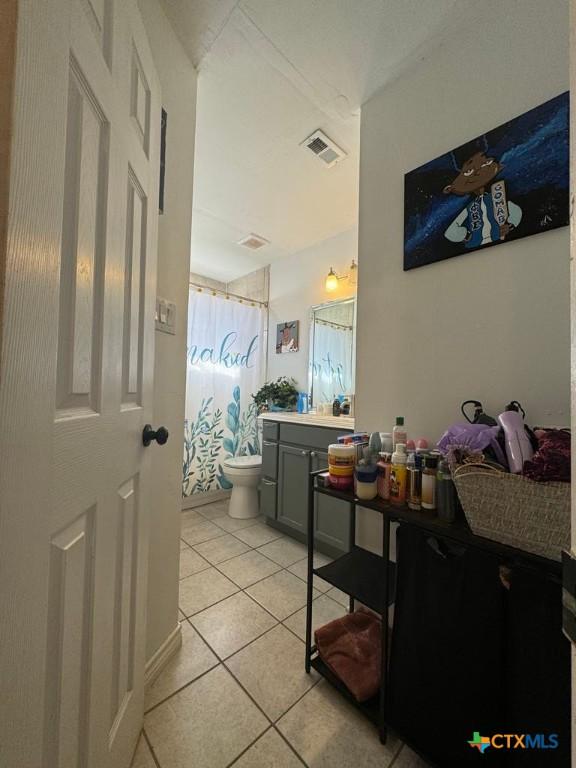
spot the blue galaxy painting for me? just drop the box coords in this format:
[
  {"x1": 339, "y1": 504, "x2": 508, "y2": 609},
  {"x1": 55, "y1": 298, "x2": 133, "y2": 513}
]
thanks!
[{"x1": 403, "y1": 92, "x2": 569, "y2": 271}]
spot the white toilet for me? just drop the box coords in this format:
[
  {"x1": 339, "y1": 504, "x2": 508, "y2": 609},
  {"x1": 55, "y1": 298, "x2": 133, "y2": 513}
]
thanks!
[{"x1": 223, "y1": 455, "x2": 262, "y2": 519}]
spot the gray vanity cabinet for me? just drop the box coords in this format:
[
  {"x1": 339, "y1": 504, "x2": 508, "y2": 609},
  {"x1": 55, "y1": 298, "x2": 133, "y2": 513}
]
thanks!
[
  {"x1": 260, "y1": 419, "x2": 353, "y2": 556},
  {"x1": 277, "y1": 444, "x2": 310, "y2": 534}
]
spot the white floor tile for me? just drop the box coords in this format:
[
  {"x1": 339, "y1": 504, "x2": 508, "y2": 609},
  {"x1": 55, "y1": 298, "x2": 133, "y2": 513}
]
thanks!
[
  {"x1": 190, "y1": 591, "x2": 277, "y2": 659},
  {"x1": 227, "y1": 624, "x2": 318, "y2": 721},
  {"x1": 179, "y1": 567, "x2": 239, "y2": 617},
  {"x1": 179, "y1": 548, "x2": 210, "y2": 579},
  {"x1": 145, "y1": 622, "x2": 218, "y2": 712},
  {"x1": 246, "y1": 570, "x2": 319, "y2": 621},
  {"x1": 181, "y1": 518, "x2": 226, "y2": 546},
  {"x1": 130, "y1": 734, "x2": 156, "y2": 768},
  {"x1": 325, "y1": 586, "x2": 350, "y2": 607},
  {"x1": 283, "y1": 593, "x2": 345, "y2": 642},
  {"x1": 233, "y1": 523, "x2": 284, "y2": 548},
  {"x1": 181, "y1": 510, "x2": 205, "y2": 527},
  {"x1": 214, "y1": 514, "x2": 263, "y2": 533},
  {"x1": 196, "y1": 502, "x2": 230, "y2": 521},
  {"x1": 256, "y1": 538, "x2": 309, "y2": 567},
  {"x1": 277, "y1": 681, "x2": 399, "y2": 767},
  {"x1": 193, "y1": 533, "x2": 251, "y2": 565},
  {"x1": 232, "y1": 728, "x2": 304, "y2": 768},
  {"x1": 145, "y1": 665, "x2": 268, "y2": 768},
  {"x1": 288, "y1": 555, "x2": 333, "y2": 593},
  {"x1": 393, "y1": 745, "x2": 432, "y2": 767},
  {"x1": 218, "y1": 549, "x2": 282, "y2": 589}
]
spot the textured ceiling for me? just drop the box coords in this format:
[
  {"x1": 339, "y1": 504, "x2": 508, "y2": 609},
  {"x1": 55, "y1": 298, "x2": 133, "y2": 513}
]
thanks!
[{"x1": 160, "y1": 0, "x2": 480, "y2": 280}]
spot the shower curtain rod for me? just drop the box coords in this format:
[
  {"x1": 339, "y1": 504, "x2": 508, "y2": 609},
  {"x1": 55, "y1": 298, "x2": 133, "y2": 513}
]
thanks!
[
  {"x1": 314, "y1": 317, "x2": 353, "y2": 331},
  {"x1": 189, "y1": 281, "x2": 268, "y2": 308}
]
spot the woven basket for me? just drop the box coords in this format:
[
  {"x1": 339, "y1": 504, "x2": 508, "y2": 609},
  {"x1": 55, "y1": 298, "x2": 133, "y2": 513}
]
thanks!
[{"x1": 452, "y1": 463, "x2": 570, "y2": 561}]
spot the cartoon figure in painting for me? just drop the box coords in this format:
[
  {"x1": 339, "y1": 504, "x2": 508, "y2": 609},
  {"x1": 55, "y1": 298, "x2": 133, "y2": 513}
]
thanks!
[
  {"x1": 276, "y1": 322, "x2": 298, "y2": 354},
  {"x1": 443, "y1": 150, "x2": 522, "y2": 248}
]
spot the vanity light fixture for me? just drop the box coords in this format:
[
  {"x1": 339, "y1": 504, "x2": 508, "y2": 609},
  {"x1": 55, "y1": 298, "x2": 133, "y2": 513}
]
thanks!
[
  {"x1": 325, "y1": 260, "x2": 358, "y2": 292},
  {"x1": 325, "y1": 267, "x2": 340, "y2": 292},
  {"x1": 348, "y1": 259, "x2": 357, "y2": 287}
]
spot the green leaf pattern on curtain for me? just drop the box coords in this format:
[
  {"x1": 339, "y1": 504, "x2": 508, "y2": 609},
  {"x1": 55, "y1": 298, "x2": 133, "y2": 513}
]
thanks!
[{"x1": 183, "y1": 386, "x2": 260, "y2": 496}]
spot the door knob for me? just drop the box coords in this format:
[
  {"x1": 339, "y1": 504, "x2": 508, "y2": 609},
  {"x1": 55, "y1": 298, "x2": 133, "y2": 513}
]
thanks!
[{"x1": 142, "y1": 424, "x2": 169, "y2": 447}]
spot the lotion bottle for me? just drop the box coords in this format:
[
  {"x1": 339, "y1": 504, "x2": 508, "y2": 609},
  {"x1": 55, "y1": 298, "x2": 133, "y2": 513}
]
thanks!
[
  {"x1": 421, "y1": 455, "x2": 438, "y2": 511},
  {"x1": 390, "y1": 444, "x2": 407, "y2": 505},
  {"x1": 393, "y1": 417, "x2": 407, "y2": 449}
]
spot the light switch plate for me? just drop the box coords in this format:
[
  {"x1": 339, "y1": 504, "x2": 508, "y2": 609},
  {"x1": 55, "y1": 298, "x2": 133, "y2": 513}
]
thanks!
[{"x1": 155, "y1": 297, "x2": 176, "y2": 335}]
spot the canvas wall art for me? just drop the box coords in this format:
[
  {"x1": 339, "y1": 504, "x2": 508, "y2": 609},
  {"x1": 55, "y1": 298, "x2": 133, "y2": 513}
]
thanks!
[
  {"x1": 276, "y1": 321, "x2": 299, "y2": 353},
  {"x1": 403, "y1": 92, "x2": 569, "y2": 271}
]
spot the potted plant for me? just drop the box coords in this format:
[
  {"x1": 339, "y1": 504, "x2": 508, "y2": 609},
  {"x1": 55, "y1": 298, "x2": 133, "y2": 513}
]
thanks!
[{"x1": 253, "y1": 377, "x2": 299, "y2": 413}]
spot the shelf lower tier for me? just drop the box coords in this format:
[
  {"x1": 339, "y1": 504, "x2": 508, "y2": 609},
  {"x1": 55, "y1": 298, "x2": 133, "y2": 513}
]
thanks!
[
  {"x1": 313, "y1": 547, "x2": 396, "y2": 614},
  {"x1": 310, "y1": 655, "x2": 380, "y2": 725}
]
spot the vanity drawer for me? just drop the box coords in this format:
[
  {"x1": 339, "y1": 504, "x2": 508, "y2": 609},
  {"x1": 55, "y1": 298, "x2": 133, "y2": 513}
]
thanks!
[
  {"x1": 262, "y1": 420, "x2": 279, "y2": 442},
  {"x1": 279, "y1": 423, "x2": 352, "y2": 452},
  {"x1": 260, "y1": 478, "x2": 277, "y2": 519},
  {"x1": 262, "y1": 440, "x2": 278, "y2": 479}
]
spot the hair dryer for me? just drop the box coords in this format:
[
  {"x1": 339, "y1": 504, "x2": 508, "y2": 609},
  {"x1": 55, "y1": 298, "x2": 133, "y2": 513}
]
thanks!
[{"x1": 497, "y1": 401, "x2": 534, "y2": 473}]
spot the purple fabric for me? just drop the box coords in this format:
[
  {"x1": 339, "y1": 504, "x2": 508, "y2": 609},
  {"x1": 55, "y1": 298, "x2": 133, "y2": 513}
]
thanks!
[
  {"x1": 523, "y1": 429, "x2": 571, "y2": 483},
  {"x1": 437, "y1": 423, "x2": 507, "y2": 466}
]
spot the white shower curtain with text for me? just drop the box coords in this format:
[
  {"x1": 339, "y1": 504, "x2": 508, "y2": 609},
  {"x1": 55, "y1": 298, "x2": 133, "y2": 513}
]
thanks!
[{"x1": 183, "y1": 290, "x2": 264, "y2": 497}]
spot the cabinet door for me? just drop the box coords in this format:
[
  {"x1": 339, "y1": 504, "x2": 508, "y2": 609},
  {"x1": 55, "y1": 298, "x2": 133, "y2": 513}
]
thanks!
[
  {"x1": 277, "y1": 444, "x2": 310, "y2": 534},
  {"x1": 260, "y1": 478, "x2": 277, "y2": 520},
  {"x1": 313, "y1": 451, "x2": 351, "y2": 552}
]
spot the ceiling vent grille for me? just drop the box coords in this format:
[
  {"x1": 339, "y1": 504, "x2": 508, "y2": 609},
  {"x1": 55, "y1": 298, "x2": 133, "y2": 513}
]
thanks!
[
  {"x1": 301, "y1": 130, "x2": 346, "y2": 168},
  {"x1": 237, "y1": 233, "x2": 269, "y2": 250}
]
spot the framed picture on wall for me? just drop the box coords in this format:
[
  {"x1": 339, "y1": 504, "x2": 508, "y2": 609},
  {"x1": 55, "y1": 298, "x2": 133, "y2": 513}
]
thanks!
[
  {"x1": 403, "y1": 91, "x2": 569, "y2": 270},
  {"x1": 276, "y1": 321, "x2": 299, "y2": 354}
]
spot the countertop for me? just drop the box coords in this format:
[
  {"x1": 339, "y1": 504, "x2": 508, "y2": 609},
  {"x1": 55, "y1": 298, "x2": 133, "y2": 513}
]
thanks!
[{"x1": 258, "y1": 412, "x2": 355, "y2": 430}]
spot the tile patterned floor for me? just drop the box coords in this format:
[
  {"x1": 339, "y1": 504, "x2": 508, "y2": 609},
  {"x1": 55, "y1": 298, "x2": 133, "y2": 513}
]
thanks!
[{"x1": 135, "y1": 499, "x2": 431, "y2": 768}]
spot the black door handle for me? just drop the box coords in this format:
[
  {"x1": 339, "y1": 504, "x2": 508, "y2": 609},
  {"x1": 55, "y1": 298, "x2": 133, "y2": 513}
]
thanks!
[{"x1": 142, "y1": 424, "x2": 169, "y2": 447}]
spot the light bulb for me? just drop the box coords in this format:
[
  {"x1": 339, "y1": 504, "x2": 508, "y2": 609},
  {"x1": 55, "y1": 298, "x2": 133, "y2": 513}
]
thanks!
[{"x1": 325, "y1": 268, "x2": 339, "y2": 292}]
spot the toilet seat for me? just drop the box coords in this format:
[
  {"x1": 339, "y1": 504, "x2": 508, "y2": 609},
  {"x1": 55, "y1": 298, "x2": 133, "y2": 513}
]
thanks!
[{"x1": 224, "y1": 456, "x2": 262, "y2": 470}]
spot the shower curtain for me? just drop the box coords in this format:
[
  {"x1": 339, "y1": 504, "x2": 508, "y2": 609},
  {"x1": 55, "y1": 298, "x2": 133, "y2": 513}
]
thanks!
[
  {"x1": 311, "y1": 320, "x2": 353, "y2": 403},
  {"x1": 183, "y1": 290, "x2": 265, "y2": 498}
]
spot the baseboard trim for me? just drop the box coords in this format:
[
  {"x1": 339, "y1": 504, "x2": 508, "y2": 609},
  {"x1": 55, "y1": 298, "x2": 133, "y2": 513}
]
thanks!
[
  {"x1": 145, "y1": 623, "x2": 182, "y2": 689},
  {"x1": 182, "y1": 489, "x2": 231, "y2": 510}
]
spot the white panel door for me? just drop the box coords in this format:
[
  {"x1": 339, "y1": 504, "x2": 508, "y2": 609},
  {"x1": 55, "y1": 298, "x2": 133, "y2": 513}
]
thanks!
[{"x1": 0, "y1": 1, "x2": 161, "y2": 767}]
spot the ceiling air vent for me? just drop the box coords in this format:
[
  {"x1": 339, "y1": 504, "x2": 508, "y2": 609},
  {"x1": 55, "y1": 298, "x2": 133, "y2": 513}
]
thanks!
[
  {"x1": 301, "y1": 130, "x2": 346, "y2": 168},
  {"x1": 237, "y1": 233, "x2": 269, "y2": 250}
]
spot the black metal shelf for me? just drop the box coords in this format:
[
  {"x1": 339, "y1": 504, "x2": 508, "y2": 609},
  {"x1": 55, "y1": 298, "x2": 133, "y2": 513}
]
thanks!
[
  {"x1": 314, "y1": 547, "x2": 396, "y2": 614},
  {"x1": 315, "y1": 482, "x2": 560, "y2": 579},
  {"x1": 310, "y1": 655, "x2": 380, "y2": 724},
  {"x1": 306, "y1": 466, "x2": 564, "y2": 760}
]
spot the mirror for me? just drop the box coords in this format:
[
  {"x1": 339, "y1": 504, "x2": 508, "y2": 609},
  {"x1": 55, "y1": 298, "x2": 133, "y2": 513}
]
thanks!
[{"x1": 308, "y1": 298, "x2": 356, "y2": 407}]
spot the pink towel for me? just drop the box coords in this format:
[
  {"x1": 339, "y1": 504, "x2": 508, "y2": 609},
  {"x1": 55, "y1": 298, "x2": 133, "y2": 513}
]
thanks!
[{"x1": 314, "y1": 610, "x2": 381, "y2": 702}]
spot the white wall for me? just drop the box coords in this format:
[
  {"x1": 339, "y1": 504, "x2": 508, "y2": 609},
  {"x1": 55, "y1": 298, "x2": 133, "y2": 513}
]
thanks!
[
  {"x1": 356, "y1": 0, "x2": 569, "y2": 439},
  {"x1": 139, "y1": 0, "x2": 197, "y2": 661},
  {"x1": 267, "y1": 228, "x2": 357, "y2": 390},
  {"x1": 355, "y1": 0, "x2": 569, "y2": 549}
]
